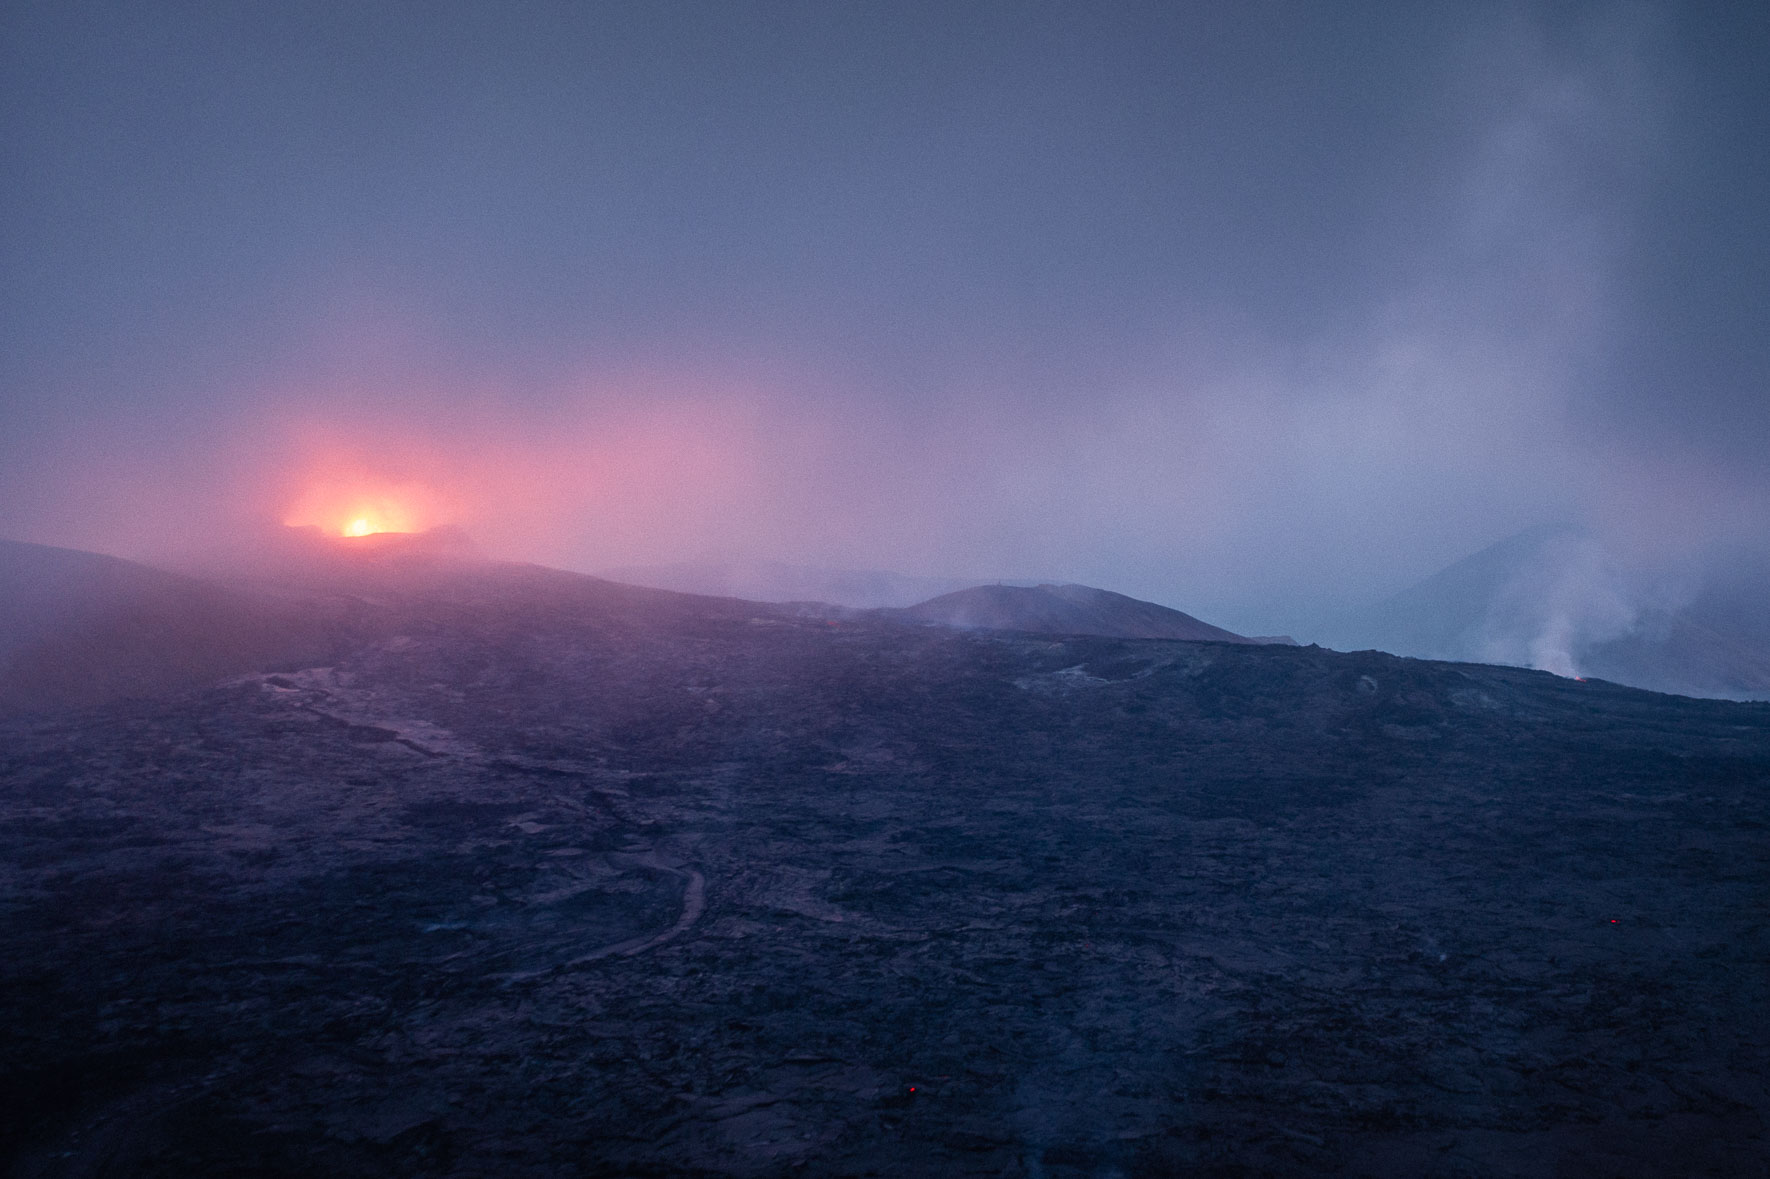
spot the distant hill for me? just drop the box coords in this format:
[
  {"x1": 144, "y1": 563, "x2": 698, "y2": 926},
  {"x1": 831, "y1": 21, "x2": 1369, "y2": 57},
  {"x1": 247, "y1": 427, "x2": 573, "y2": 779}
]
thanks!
[
  {"x1": 599, "y1": 560, "x2": 1008, "y2": 609},
  {"x1": 1311, "y1": 525, "x2": 1599, "y2": 664},
  {"x1": 1313, "y1": 526, "x2": 1770, "y2": 700},
  {"x1": 1578, "y1": 543, "x2": 1770, "y2": 699},
  {"x1": 894, "y1": 582, "x2": 1263, "y2": 644}
]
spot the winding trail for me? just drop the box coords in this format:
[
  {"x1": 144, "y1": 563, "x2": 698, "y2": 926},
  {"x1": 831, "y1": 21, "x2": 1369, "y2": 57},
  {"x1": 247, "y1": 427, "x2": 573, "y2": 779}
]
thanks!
[
  {"x1": 561, "y1": 867, "x2": 707, "y2": 968},
  {"x1": 497, "y1": 865, "x2": 707, "y2": 985}
]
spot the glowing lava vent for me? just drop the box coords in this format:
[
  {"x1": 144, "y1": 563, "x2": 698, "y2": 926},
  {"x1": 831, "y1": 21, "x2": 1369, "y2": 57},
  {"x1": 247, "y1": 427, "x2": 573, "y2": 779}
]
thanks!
[
  {"x1": 285, "y1": 484, "x2": 427, "y2": 539},
  {"x1": 334, "y1": 499, "x2": 415, "y2": 537}
]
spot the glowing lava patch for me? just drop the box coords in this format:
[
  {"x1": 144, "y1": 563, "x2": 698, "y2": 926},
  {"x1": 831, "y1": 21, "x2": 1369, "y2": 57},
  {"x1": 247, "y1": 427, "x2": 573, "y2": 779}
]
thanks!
[
  {"x1": 339, "y1": 508, "x2": 406, "y2": 537},
  {"x1": 284, "y1": 482, "x2": 428, "y2": 539},
  {"x1": 325, "y1": 498, "x2": 415, "y2": 537}
]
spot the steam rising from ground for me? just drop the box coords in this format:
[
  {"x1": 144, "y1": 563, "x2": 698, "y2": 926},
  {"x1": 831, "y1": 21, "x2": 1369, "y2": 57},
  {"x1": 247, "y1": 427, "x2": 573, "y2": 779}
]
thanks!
[{"x1": 1477, "y1": 533, "x2": 1647, "y2": 678}]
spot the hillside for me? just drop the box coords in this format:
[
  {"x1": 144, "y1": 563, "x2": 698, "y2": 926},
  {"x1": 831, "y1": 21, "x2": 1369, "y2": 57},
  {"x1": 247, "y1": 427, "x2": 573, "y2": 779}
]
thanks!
[
  {"x1": 896, "y1": 581, "x2": 1262, "y2": 643},
  {"x1": 0, "y1": 538, "x2": 354, "y2": 713},
  {"x1": 3, "y1": 539, "x2": 1767, "y2": 1176}
]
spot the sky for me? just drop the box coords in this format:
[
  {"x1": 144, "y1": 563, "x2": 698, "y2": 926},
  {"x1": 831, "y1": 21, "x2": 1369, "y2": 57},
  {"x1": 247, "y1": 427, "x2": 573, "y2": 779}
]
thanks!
[{"x1": 2, "y1": 0, "x2": 1765, "y2": 635}]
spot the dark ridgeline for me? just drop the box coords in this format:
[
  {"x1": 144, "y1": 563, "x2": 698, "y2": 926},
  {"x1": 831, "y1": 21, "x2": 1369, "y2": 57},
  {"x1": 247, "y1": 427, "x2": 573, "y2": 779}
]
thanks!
[{"x1": 2, "y1": 532, "x2": 1768, "y2": 1176}]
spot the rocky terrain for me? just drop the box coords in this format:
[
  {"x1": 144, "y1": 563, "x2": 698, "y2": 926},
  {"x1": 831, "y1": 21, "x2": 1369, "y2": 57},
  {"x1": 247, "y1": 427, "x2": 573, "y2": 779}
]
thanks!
[{"x1": 2, "y1": 551, "x2": 1769, "y2": 1176}]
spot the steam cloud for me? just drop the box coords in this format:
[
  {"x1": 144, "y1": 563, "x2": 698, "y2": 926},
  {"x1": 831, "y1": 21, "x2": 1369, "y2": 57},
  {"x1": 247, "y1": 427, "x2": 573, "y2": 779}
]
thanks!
[{"x1": 1478, "y1": 533, "x2": 1642, "y2": 678}]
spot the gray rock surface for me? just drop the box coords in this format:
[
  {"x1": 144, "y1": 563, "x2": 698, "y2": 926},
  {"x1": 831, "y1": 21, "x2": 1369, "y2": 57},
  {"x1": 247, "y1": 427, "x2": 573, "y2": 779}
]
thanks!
[{"x1": 3, "y1": 563, "x2": 1768, "y2": 1176}]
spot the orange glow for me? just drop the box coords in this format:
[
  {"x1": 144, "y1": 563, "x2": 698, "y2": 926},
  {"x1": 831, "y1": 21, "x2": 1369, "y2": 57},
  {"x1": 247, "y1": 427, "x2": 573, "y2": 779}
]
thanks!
[
  {"x1": 336, "y1": 504, "x2": 409, "y2": 537},
  {"x1": 284, "y1": 481, "x2": 430, "y2": 538},
  {"x1": 263, "y1": 369, "x2": 782, "y2": 567}
]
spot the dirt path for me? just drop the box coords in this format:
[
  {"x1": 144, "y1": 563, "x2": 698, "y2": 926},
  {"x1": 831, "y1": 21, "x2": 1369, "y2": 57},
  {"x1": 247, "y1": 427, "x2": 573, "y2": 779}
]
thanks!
[{"x1": 562, "y1": 867, "x2": 706, "y2": 967}]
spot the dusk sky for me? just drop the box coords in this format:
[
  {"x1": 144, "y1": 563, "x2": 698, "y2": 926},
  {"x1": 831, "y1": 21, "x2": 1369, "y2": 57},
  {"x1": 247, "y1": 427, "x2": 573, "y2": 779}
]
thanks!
[{"x1": 2, "y1": 1, "x2": 1765, "y2": 634}]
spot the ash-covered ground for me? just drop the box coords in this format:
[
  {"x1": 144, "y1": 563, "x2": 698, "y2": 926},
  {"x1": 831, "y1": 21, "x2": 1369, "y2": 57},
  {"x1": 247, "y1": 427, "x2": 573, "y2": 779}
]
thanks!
[{"x1": 3, "y1": 567, "x2": 1768, "y2": 1176}]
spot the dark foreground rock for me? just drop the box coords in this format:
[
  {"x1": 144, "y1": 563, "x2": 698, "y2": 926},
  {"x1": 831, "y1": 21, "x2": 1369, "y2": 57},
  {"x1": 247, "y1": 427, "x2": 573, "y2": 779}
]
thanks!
[{"x1": 2, "y1": 578, "x2": 1768, "y2": 1176}]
